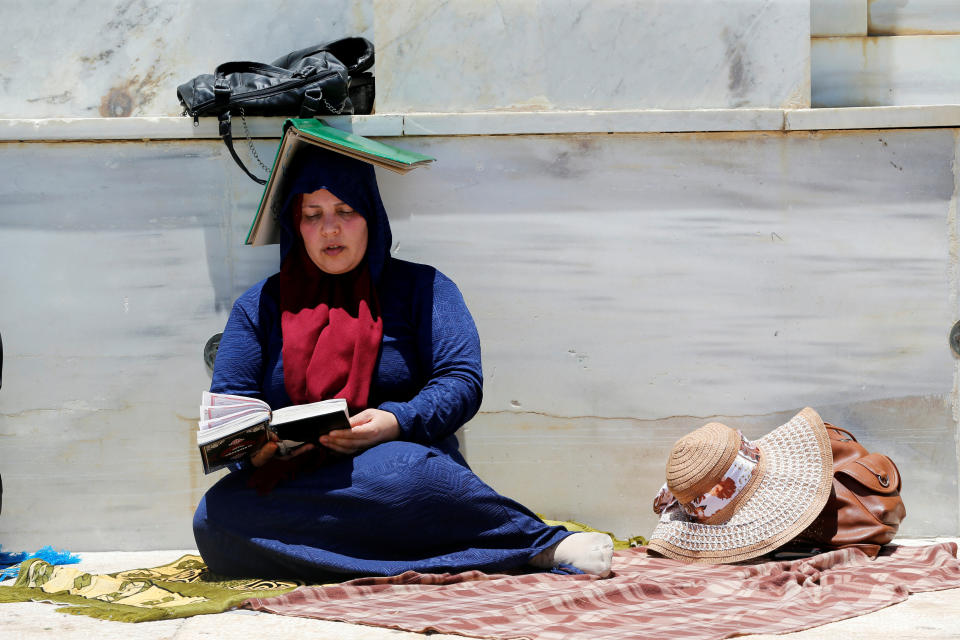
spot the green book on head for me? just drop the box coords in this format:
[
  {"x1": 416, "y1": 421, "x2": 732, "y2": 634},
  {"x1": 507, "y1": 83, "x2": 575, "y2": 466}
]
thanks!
[{"x1": 245, "y1": 118, "x2": 435, "y2": 246}]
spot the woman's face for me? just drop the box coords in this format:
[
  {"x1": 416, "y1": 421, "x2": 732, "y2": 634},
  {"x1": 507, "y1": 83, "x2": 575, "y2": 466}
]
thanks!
[{"x1": 298, "y1": 189, "x2": 369, "y2": 275}]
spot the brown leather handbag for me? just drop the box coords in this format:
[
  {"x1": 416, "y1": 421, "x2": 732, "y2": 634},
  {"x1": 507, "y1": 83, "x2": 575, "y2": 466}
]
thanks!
[{"x1": 792, "y1": 423, "x2": 906, "y2": 556}]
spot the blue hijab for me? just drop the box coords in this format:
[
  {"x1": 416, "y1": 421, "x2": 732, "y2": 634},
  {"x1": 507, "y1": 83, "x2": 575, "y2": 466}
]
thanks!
[{"x1": 277, "y1": 146, "x2": 392, "y2": 283}]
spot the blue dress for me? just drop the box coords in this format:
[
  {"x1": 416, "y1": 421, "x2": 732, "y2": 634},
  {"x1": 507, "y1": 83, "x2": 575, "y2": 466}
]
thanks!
[{"x1": 192, "y1": 148, "x2": 570, "y2": 580}]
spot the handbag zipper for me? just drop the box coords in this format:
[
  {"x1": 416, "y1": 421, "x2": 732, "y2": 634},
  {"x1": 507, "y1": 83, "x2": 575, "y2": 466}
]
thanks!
[{"x1": 186, "y1": 69, "x2": 343, "y2": 117}]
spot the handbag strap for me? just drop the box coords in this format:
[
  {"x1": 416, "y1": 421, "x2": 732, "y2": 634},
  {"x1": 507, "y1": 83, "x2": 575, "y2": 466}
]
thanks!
[
  {"x1": 212, "y1": 61, "x2": 296, "y2": 107},
  {"x1": 216, "y1": 89, "x2": 344, "y2": 186},
  {"x1": 270, "y1": 37, "x2": 374, "y2": 74},
  {"x1": 218, "y1": 112, "x2": 267, "y2": 185},
  {"x1": 215, "y1": 61, "x2": 294, "y2": 79},
  {"x1": 207, "y1": 58, "x2": 349, "y2": 184}
]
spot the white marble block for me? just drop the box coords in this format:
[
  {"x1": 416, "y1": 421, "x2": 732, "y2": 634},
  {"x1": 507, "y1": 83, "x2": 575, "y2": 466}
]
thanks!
[
  {"x1": 380, "y1": 130, "x2": 958, "y2": 537},
  {"x1": 0, "y1": 128, "x2": 957, "y2": 546},
  {"x1": 812, "y1": 35, "x2": 960, "y2": 107},
  {"x1": 0, "y1": 0, "x2": 373, "y2": 118},
  {"x1": 811, "y1": 0, "x2": 867, "y2": 36},
  {"x1": 374, "y1": 0, "x2": 811, "y2": 112},
  {"x1": 869, "y1": 0, "x2": 960, "y2": 35}
]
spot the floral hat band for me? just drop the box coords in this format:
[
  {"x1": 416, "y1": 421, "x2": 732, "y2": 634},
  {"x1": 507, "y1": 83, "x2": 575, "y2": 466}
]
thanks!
[{"x1": 652, "y1": 431, "x2": 762, "y2": 524}]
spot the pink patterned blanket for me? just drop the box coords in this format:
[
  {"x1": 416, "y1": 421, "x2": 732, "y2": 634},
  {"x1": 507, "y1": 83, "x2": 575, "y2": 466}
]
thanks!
[{"x1": 243, "y1": 542, "x2": 960, "y2": 640}]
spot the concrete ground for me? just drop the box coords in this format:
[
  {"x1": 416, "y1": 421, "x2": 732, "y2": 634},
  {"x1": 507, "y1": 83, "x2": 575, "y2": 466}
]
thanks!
[{"x1": 3, "y1": 540, "x2": 960, "y2": 640}]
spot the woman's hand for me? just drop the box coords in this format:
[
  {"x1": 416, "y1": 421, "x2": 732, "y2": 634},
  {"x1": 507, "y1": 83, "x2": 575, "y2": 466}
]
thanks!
[
  {"x1": 320, "y1": 408, "x2": 400, "y2": 455},
  {"x1": 249, "y1": 431, "x2": 316, "y2": 468}
]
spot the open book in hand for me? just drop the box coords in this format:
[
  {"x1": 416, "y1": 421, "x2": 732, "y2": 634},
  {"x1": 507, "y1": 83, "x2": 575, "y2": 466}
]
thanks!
[{"x1": 196, "y1": 391, "x2": 350, "y2": 474}]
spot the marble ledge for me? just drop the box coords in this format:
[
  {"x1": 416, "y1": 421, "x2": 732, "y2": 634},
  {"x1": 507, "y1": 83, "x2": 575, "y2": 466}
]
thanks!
[
  {"x1": 785, "y1": 105, "x2": 960, "y2": 130},
  {"x1": 401, "y1": 110, "x2": 785, "y2": 135},
  {"x1": 2, "y1": 106, "x2": 960, "y2": 142},
  {"x1": 0, "y1": 114, "x2": 403, "y2": 141}
]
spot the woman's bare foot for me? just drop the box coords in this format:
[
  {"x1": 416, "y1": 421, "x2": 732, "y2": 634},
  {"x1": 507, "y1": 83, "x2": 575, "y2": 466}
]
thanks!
[{"x1": 529, "y1": 532, "x2": 614, "y2": 577}]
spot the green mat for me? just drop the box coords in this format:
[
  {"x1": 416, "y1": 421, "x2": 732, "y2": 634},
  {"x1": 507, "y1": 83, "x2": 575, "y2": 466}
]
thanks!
[
  {"x1": 0, "y1": 519, "x2": 646, "y2": 623},
  {"x1": 0, "y1": 554, "x2": 302, "y2": 622},
  {"x1": 540, "y1": 516, "x2": 647, "y2": 550}
]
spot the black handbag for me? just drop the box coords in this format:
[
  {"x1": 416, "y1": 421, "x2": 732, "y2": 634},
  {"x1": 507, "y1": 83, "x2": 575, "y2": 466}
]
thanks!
[{"x1": 177, "y1": 37, "x2": 375, "y2": 184}]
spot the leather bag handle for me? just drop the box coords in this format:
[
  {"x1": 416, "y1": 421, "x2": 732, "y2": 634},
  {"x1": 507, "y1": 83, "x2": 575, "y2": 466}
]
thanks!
[
  {"x1": 214, "y1": 61, "x2": 294, "y2": 79},
  {"x1": 218, "y1": 113, "x2": 267, "y2": 185},
  {"x1": 270, "y1": 37, "x2": 374, "y2": 74}
]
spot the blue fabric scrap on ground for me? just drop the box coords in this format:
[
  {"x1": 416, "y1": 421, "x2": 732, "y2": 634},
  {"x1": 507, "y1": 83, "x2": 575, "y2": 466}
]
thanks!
[{"x1": 0, "y1": 545, "x2": 81, "y2": 580}]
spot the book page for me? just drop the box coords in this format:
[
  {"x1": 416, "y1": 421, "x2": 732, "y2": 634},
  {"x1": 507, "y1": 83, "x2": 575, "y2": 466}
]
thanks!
[
  {"x1": 197, "y1": 411, "x2": 271, "y2": 445},
  {"x1": 199, "y1": 406, "x2": 269, "y2": 431},
  {"x1": 199, "y1": 392, "x2": 270, "y2": 431},
  {"x1": 271, "y1": 398, "x2": 349, "y2": 426},
  {"x1": 202, "y1": 391, "x2": 268, "y2": 408}
]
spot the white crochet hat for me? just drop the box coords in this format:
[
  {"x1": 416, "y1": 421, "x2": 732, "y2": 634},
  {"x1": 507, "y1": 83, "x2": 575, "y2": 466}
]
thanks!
[{"x1": 648, "y1": 407, "x2": 833, "y2": 564}]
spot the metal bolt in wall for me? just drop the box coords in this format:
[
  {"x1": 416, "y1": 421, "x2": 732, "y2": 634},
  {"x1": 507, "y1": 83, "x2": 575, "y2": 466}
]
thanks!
[{"x1": 204, "y1": 333, "x2": 223, "y2": 374}]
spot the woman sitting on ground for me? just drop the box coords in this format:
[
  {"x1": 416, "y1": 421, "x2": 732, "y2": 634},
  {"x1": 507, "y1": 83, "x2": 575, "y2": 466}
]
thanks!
[{"x1": 192, "y1": 147, "x2": 613, "y2": 580}]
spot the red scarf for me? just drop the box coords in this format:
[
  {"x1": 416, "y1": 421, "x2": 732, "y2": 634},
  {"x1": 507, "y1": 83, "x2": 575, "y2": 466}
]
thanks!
[{"x1": 278, "y1": 199, "x2": 383, "y2": 413}]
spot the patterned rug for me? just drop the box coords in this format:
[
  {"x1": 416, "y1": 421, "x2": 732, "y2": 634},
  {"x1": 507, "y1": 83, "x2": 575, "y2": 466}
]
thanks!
[
  {"x1": 0, "y1": 554, "x2": 301, "y2": 622},
  {"x1": 244, "y1": 542, "x2": 960, "y2": 640},
  {"x1": 0, "y1": 518, "x2": 639, "y2": 623}
]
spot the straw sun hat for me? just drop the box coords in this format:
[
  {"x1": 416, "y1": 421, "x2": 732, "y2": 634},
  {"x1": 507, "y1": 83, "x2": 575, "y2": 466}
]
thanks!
[{"x1": 648, "y1": 407, "x2": 833, "y2": 564}]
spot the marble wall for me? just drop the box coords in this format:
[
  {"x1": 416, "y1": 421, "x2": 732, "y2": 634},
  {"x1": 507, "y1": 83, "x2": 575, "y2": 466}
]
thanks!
[
  {"x1": 868, "y1": 0, "x2": 960, "y2": 35},
  {"x1": 812, "y1": 0, "x2": 960, "y2": 37},
  {"x1": 0, "y1": 128, "x2": 956, "y2": 548},
  {"x1": 812, "y1": 35, "x2": 960, "y2": 107},
  {"x1": 810, "y1": 1, "x2": 960, "y2": 107},
  {"x1": 6, "y1": 0, "x2": 960, "y2": 116},
  {"x1": 1, "y1": 0, "x2": 958, "y2": 551},
  {"x1": 388, "y1": 130, "x2": 958, "y2": 538},
  {"x1": 811, "y1": 0, "x2": 866, "y2": 36},
  {"x1": 374, "y1": 0, "x2": 811, "y2": 111},
  {"x1": 1, "y1": 0, "x2": 811, "y2": 118},
  {"x1": 0, "y1": 0, "x2": 373, "y2": 118}
]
